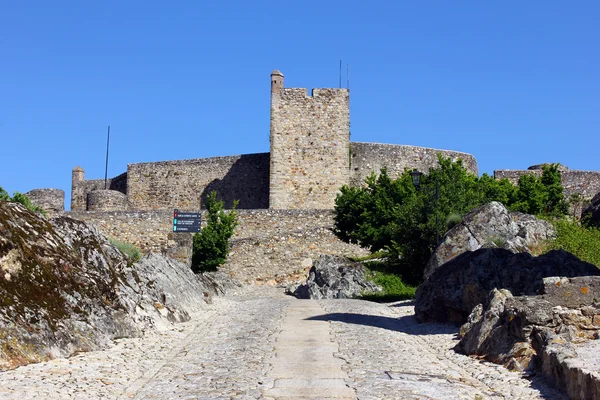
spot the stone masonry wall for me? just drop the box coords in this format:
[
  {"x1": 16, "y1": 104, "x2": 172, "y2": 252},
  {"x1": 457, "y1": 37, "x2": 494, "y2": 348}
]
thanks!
[
  {"x1": 270, "y1": 81, "x2": 350, "y2": 209},
  {"x1": 87, "y1": 190, "x2": 130, "y2": 211},
  {"x1": 25, "y1": 188, "x2": 64, "y2": 214},
  {"x1": 126, "y1": 153, "x2": 269, "y2": 210},
  {"x1": 350, "y1": 142, "x2": 478, "y2": 186},
  {"x1": 494, "y1": 169, "x2": 600, "y2": 199},
  {"x1": 71, "y1": 172, "x2": 127, "y2": 211},
  {"x1": 67, "y1": 208, "x2": 367, "y2": 282}
]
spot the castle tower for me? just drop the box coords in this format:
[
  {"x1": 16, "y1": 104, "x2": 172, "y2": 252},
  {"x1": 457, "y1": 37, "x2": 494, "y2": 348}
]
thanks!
[
  {"x1": 269, "y1": 70, "x2": 350, "y2": 209},
  {"x1": 71, "y1": 166, "x2": 85, "y2": 211}
]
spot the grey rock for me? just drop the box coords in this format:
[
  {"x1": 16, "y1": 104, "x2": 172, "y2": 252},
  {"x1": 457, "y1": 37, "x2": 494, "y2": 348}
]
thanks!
[
  {"x1": 415, "y1": 248, "x2": 600, "y2": 324},
  {"x1": 0, "y1": 201, "x2": 229, "y2": 370},
  {"x1": 457, "y1": 276, "x2": 600, "y2": 397},
  {"x1": 582, "y1": 192, "x2": 600, "y2": 228},
  {"x1": 424, "y1": 202, "x2": 555, "y2": 279},
  {"x1": 294, "y1": 255, "x2": 381, "y2": 299}
]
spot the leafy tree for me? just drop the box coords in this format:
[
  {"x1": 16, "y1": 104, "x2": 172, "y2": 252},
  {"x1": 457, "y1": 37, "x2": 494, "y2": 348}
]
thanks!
[
  {"x1": 333, "y1": 156, "x2": 569, "y2": 285},
  {"x1": 191, "y1": 191, "x2": 238, "y2": 273},
  {"x1": 510, "y1": 164, "x2": 568, "y2": 217}
]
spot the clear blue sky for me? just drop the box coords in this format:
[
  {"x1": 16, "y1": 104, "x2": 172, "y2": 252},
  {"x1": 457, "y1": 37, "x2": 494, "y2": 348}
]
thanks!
[{"x1": 1, "y1": 1, "x2": 598, "y2": 209}]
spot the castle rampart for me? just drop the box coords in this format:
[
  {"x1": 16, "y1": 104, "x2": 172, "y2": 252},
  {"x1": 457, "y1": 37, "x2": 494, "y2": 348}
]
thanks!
[
  {"x1": 494, "y1": 165, "x2": 600, "y2": 199},
  {"x1": 24, "y1": 188, "x2": 64, "y2": 214},
  {"x1": 126, "y1": 153, "x2": 269, "y2": 210},
  {"x1": 350, "y1": 142, "x2": 478, "y2": 186}
]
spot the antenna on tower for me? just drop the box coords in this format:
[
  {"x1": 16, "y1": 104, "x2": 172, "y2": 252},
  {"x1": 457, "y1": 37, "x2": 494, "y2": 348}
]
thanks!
[
  {"x1": 104, "y1": 126, "x2": 110, "y2": 189},
  {"x1": 339, "y1": 60, "x2": 342, "y2": 88},
  {"x1": 347, "y1": 64, "x2": 350, "y2": 90}
]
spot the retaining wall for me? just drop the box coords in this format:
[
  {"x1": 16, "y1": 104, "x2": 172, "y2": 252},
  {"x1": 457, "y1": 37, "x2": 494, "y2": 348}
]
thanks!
[{"x1": 67, "y1": 208, "x2": 367, "y2": 280}]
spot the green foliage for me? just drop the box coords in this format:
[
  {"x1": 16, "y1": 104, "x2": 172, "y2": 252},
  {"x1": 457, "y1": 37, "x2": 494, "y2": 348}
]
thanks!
[
  {"x1": 334, "y1": 156, "x2": 570, "y2": 285},
  {"x1": 445, "y1": 212, "x2": 463, "y2": 230},
  {"x1": 510, "y1": 164, "x2": 568, "y2": 217},
  {"x1": 191, "y1": 191, "x2": 238, "y2": 273},
  {"x1": 0, "y1": 187, "x2": 46, "y2": 216},
  {"x1": 109, "y1": 238, "x2": 142, "y2": 262},
  {"x1": 544, "y1": 219, "x2": 600, "y2": 267},
  {"x1": 359, "y1": 261, "x2": 417, "y2": 302},
  {"x1": 0, "y1": 186, "x2": 9, "y2": 201}
]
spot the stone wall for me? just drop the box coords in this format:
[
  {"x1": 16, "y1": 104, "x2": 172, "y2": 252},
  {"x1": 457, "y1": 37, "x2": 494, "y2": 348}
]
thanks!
[
  {"x1": 269, "y1": 70, "x2": 350, "y2": 209},
  {"x1": 25, "y1": 188, "x2": 64, "y2": 214},
  {"x1": 67, "y1": 208, "x2": 367, "y2": 282},
  {"x1": 126, "y1": 153, "x2": 269, "y2": 211},
  {"x1": 71, "y1": 172, "x2": 127, "y2": 212},
  {"x1": 350, "y1": 142, "x2": 478, "y2": 186},
  {"x1": 494, "y1": 167, "x2": 600, "y2": 199},
  {"x1": 87, "y1": 190, "x2": 130, "y2": 211}
]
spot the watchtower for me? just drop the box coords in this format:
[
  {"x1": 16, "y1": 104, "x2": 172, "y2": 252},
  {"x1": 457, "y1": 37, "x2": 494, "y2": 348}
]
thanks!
[{"x1": 269, "y1": 70, "x2": 350, "y2": 209}]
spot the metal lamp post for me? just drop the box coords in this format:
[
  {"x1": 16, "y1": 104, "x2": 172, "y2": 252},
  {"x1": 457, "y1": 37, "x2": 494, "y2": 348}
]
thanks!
[{"x1": 410, "y1": 170, "x2": 440, "y2": 246}]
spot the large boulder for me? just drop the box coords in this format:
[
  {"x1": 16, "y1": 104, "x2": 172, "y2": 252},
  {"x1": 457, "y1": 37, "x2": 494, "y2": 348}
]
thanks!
[
  {"x1": 0, "y1": 201, "x2": 230, "y2": 370},
  {"x1": 294, "y1": 255, "x2": 381, "y2": 299},
  {"x1": 415, "y1": 248, "x2": 600, "y2": 324},
  {"x1": 582, "y1": 192, "x2": 600, "y2": 228},
  {"x1": 456, "y1": 277, "x2": 600, "y2": 398},
  {"x1": 424, "y1": 202, "x2": 555, "y2": 279}
]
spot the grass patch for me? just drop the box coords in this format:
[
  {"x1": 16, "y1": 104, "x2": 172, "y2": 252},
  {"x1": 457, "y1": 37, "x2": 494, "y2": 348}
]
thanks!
[
  {"x1": 349, "y1": 251, "x2": 386, "y2": 262},
  {"x1": 359, "y1": 260, "x2": 417, "y2": 302},
  {"x1": 109, "y1": 238, "x2": 142, "y2": 263},
  {"x1": 544, "y1": 219, "x2": 600, "y2": 267}
]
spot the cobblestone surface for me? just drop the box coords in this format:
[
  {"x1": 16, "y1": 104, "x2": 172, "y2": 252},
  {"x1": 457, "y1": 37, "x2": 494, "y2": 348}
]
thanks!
[
  {"x1": 0, "y1": 287, "x2": 568, "y2": 399},
  {"x1": 320, "y1": 299, "x2": 567, "y2": 400}
]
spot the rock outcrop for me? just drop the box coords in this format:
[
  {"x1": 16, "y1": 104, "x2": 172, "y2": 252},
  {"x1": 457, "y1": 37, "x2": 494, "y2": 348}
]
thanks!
[
  {"x1": 424, "y1": 202, "x2": 554, "y2": 279},
  {"x1": 0, "y1": 201, "x2": 233, "y2": 370},
  {"x1": 294, "y1": 255, "x2": 381, "y2": 299},
  {"x1": 415, "y1": 248, "x2": 600, "y2": 323},
  {"x1": 457, "y1": 277, "x2": 600, "y2": 399},
  {"x1": 582, "y1": 192, "x2": 600, "y2": 228}
]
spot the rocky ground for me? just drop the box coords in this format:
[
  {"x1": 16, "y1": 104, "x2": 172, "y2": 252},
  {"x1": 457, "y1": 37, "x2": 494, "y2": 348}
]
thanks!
[{"x1": 0, "y1": 286, "x2": 569, "y2": 400}]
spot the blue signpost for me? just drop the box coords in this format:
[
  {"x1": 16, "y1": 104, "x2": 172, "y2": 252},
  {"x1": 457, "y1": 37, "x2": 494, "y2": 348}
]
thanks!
[{"x1": 173, "y1": 209, "x2": 201, "y2": 232}]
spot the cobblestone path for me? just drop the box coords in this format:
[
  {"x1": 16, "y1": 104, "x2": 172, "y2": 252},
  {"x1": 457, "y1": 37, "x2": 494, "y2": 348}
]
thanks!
[{"x1": 0, "y1": 286, "x2": 566, "y2": 399}]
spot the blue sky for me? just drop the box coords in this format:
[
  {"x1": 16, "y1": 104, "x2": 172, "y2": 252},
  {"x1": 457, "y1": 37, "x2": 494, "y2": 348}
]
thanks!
[{"x1": 1, "y1": 1, "x2": 598, "y2": 209}]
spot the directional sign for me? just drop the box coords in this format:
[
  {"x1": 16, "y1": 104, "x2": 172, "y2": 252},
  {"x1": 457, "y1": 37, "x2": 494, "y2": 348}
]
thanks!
[{"x1": 173, "y1": 209, "x2": 201, "y2": 233}]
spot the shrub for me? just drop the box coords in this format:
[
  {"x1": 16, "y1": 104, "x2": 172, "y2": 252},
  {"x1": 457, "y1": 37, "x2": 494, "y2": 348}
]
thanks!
[
  {"x1": 544, "y1": 219, "x2": 600, "y2": 267},
  {"x1": 510, "y1": 164, "x2": 568, "y2": 217},
  {"x1": 445, "y1": 212, "x2": 462, "y2": 230},
  {"x1": 109, "y1": 238, "x2": 142, "y2": 263},
  {"x1": 359, "y1": 261, "x2": 417, "y2": 302},
  {"x1": 191, "y1": 191, "x2": 238, "y2": 273}
]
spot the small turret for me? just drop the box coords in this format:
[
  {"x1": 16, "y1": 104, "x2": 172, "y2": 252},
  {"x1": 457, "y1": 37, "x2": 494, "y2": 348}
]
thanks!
[
  {"x1": 72, "y1": 166, "x2": 84, "y2": 188},
  {"x1": 271, "y1": 70, "x2": 284, "y2": 97}
]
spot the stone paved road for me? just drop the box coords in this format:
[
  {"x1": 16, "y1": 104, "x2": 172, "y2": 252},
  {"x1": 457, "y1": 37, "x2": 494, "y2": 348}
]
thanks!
[{"x1": 0, "y1": 286, "x2": 566, "y2": 399}]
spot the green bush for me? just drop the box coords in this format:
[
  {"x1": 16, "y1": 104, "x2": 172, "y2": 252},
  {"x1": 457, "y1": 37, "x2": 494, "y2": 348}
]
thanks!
[
  {"x1": 333, "y1": 156, "x2": 570, "y2": 284},
  {"x1": 109, "y1": 238, "x2": 142, "y2": 262},
  {"x1": 359, "y1": 261, "x2": 417, "y2": 302},
  {"x1": 510, "y1": 164, "x2": 568, "y2": 217},
  {"x1": 544, "y1": 219, "x2": 600, "y2": 267},
  {"x1": 191, "y1": 191, "x2": 238, "y2": 273}
]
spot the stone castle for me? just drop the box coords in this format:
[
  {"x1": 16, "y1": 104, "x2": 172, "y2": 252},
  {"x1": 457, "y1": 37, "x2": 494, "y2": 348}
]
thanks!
[
  {"x1": 63, "y1": 70, "x2": 477, "y2": 213},
  {"x1": 22, "y1": 70, "x2": 600, "y2": 282}
]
